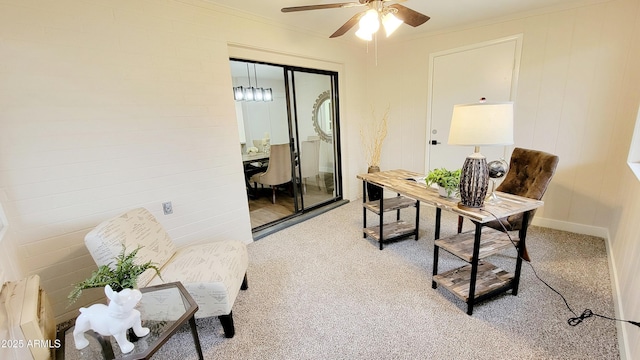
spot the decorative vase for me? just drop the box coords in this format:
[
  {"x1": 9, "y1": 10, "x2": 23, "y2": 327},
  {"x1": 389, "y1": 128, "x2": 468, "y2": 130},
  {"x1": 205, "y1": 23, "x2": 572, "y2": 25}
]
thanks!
[
  {"x1": 459, "y1": 156, "x2": 489, "y2": 208},
  {"x1": 438, "y1": 186, "x2": 449, "y2": 197},
  {"x1": 367, "y1": 166, "x2": 383, "y2": 202}
]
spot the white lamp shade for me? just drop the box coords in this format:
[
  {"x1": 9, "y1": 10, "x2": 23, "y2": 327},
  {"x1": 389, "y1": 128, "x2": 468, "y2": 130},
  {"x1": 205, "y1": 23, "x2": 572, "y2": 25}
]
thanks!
[
  {"x1": 448, "y1": 102, "x2": 514, "y2": 146},
  {"x1": 355, "y1": 27, "x2": 373, "y2": 41},
  {"x1": 359, "y1": 9, "x2": 380, "y2": 34},
  {"x1": 382, "y1": 13, "x2": 403, "y2": 37}
]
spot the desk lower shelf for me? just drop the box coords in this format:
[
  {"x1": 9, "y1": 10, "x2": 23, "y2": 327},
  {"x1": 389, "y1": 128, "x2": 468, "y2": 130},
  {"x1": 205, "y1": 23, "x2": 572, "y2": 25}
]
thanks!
[
  {"x1": 363, "y1": 196, "x2": 417, "y2": 215},
  {"x1": 434, "y1": 227, "x2": 519, "y2": 262},
  {"x1": 363, "y1": 221, "x2": 416, "y2": 242},
  {"x1": 432, "y1": 261, "x2": 514, "y2": 302}
]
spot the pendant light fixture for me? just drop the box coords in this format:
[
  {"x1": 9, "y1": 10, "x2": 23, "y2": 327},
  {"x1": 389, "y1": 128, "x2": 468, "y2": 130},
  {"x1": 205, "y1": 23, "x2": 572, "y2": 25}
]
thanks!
[
  {"x1": 233, "y1": 62, "x2": 274, "y2": 102},
  {"x1": 253, "y1": 64, "x2": 273, "y2": 102}
]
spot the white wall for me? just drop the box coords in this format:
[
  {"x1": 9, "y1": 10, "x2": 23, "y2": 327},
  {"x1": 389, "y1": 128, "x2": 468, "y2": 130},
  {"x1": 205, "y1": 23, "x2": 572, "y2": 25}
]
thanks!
[
  {"x1": 0, "y1": 192, "x2": 22, "y2": 284},
  {"x1": 372, "y1": 0, "x2": 640, "y2": 233},
  {"x1": 373, "y1": 0, "x2": 640, "y2": 357},
  {"x1": 0, "y1": 0, "x2": 367, "y2": 321}
]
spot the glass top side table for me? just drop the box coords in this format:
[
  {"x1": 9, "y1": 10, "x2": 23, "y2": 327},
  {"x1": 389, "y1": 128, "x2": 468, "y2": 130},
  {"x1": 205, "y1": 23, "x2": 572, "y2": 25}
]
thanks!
[{"x1": 56, "y1": 282, "x2": 203, "y2": 360}]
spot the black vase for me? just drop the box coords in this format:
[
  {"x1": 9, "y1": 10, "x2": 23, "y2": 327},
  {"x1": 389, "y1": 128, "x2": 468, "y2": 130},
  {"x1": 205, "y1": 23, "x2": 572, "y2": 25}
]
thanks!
[{"x1": 366, "y1": 166, "x2": 383, "y2": 202}]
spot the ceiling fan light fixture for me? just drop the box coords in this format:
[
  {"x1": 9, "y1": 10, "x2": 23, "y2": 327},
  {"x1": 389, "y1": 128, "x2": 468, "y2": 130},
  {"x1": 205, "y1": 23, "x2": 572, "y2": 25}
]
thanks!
[
  {"x1": 281, "y1": 2, "x2": 430, "y2": 41},
  {"x1": 359, "y1": 9, "x2": 380, "y2": 34},
  {"x1": 382, "y1": 12, "x2": 403, "y2": 37}
]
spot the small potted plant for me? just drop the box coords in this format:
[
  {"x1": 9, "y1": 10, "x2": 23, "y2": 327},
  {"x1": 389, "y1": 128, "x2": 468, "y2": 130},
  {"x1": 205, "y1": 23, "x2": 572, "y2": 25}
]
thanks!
[
  {"x1": 68, "y1": 244, "x2": 162, "y2": 305},
  {"x1": 425, "y1": 168, "x2": 461, "y2": 198}
]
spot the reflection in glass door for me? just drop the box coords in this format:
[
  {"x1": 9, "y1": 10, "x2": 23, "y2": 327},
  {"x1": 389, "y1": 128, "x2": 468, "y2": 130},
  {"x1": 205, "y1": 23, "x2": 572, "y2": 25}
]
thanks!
[
  {"x1": 288, "y1": 70, "x2": 340, "y2": 211},
  {"x1": 230, "y1": 59, "x2": 342, "y2": 231}
]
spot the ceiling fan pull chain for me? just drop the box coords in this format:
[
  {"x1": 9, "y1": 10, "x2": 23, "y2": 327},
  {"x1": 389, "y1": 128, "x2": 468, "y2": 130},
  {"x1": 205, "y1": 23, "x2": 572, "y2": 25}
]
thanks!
[{"x1": 375, "y1": 31, "x2": 378, "y2": 66}]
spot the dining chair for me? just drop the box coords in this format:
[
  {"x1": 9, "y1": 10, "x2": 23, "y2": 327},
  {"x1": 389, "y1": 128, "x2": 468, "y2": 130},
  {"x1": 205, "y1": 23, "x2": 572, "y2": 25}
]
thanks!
[
  {"x1": 300, "y1": 139, "x2": 320, "y2": 194},
  {"x1": 250, "y1": 143, "x2": 293, "y2": 204}
]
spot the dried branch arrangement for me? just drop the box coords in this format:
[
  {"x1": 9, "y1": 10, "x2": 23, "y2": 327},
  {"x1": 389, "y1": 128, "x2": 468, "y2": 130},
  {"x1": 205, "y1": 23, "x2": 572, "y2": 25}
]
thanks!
[{"x1": 360, "y1": 105, "x2": 389, "y2": 167}]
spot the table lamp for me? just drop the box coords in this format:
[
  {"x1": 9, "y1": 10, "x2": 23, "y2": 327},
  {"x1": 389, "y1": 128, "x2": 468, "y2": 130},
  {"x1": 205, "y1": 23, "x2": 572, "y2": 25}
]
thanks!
[{"x1": 448, "y1": 99, "x2": 514, "y2": 208}]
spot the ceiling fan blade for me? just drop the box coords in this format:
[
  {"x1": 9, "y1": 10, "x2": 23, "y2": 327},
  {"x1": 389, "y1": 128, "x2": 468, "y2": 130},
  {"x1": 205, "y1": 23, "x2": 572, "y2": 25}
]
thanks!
[
  {"x1": 388, "y1": 4, "x2": 430, "y2": 27},
  {"x1": 329, "y1": 12, "x2": 363, "y2": 38},
  {"x1": 282, "y1": 2, "x2": 364, "y2": 13}
]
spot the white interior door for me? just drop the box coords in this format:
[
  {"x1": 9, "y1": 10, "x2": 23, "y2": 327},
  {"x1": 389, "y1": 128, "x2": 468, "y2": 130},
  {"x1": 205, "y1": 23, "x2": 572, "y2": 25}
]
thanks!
[{"x1": 427, "y1": 35, "x2": 522, "y2": 171}]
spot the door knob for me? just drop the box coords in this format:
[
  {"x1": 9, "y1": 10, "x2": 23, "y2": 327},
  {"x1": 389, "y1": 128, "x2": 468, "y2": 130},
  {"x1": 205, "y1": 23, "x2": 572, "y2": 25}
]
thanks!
[{"x1": 431, "y1": 140, "x2": 441, "y2": 145}]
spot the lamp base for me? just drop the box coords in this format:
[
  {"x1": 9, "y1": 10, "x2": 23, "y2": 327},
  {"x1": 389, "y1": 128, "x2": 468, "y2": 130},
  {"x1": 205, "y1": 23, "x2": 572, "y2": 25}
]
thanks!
[{"x1": 458, "y1": 152, "x2": 490, "y2": 208}]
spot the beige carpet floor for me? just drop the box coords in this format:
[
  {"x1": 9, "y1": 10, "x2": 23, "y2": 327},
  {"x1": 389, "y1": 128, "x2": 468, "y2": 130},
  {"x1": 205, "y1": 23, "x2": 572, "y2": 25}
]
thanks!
[{"x1": 151, "y1": 200, "x2": 620, "y2": 359}]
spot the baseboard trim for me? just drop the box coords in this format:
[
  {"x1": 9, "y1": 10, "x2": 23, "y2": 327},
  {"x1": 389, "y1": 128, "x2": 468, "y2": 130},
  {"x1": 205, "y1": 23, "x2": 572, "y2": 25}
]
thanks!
[
  {"x1": 532, "y1": 217, "x2": 609, "y2": 238},
  {"x1": 603, "y1": 232, "x2": 630, "y2": 360}
]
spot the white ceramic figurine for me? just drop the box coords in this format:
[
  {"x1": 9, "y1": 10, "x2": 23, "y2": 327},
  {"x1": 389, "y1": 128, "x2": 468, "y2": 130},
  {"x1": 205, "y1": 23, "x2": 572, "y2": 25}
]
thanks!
[{"x1": 73, "y1": 285, "x2": 149, "y2": 354}]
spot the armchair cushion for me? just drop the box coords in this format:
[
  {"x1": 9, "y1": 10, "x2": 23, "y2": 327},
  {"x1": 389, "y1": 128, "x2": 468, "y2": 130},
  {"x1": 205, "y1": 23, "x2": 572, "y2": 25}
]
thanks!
[
  {"x1": 84, "y1": 207, "x2": 176, "y2": 288},
  {"x1": 146, "y1": 241, "x2": 248, "y2": 316}
]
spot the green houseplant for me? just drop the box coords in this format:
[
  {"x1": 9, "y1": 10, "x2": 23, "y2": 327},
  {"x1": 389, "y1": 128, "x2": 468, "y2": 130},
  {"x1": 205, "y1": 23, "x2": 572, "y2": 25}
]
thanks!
[
  {"x1": 425, "y1": 168, "x2": 461, "y2": 198},
  {"x1": 68, "y1": 244, "x2": 161, "y2": 305}
]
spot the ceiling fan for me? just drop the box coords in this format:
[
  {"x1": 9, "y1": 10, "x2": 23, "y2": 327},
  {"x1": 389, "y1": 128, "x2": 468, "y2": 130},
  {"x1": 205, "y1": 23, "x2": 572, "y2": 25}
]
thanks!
[{"x1": 281, "y1": 0, "x2": 430, "y2": 40}]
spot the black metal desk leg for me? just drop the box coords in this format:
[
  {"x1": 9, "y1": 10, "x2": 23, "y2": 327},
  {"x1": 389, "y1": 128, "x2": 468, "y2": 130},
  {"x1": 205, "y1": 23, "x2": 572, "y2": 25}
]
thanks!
[
  {"x1": 432, "y1": 208, "x2": 442, "y2": 289},
  {"x1": 362, "y1": 181, "x2": 367, "y2": 238},
  {"x1": 414, "y1": 200, "x2": 420, "y2": 240},
  {"x1": 379, "y1": 196, "x2": 384, "y2": 250},
  {"x1": 467, "y1": 221, "x2": 483, "y2": 315},
  {"x1": 512, "y1": 210, "x2": 531, "y2": 295},
  {"x1": 189, "y1": 316, "x2": 204, "y2": 360}
]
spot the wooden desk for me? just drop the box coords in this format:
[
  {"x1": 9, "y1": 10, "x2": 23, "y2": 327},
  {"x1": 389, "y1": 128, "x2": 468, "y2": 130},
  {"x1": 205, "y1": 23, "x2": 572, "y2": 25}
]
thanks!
[{"x1": 357, "y1": 169, "x2": 543, "y2": 314}]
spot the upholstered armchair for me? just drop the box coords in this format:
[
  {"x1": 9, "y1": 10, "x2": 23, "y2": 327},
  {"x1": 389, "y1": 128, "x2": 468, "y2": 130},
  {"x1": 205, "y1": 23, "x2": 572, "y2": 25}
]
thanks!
[
  {"x1": 250, "y1": 143, "x2": 292, "y2": 203},
  {"x1": 84, "y1": 208, "x2": 249, "y2": 338}
]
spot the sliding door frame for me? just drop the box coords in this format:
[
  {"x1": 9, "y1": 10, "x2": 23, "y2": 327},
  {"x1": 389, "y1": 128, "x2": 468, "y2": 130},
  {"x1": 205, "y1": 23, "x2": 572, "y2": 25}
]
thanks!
[{"x1": 231, "y1": 58, "x2": 344, "y2": 231}]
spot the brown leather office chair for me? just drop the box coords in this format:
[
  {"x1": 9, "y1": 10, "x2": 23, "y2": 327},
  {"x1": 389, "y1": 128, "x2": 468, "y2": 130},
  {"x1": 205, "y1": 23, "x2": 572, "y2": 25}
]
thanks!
[
  {"x1": 459, "y1": 147, "x2": 559, "y2": 261},
  {"x1": 250, "y1": 143, "x2": 292, "y2": 204}
]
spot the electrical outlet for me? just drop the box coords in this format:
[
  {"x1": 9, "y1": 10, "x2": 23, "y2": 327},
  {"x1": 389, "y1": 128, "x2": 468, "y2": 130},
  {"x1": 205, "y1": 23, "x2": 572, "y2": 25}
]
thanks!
[{"x1": 162, "y1": 201, "x2": 173, "y2": 215}]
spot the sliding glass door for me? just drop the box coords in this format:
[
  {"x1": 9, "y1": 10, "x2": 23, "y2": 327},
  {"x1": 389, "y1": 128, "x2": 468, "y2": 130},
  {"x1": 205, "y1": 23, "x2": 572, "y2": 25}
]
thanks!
[
  {"x1": 287, "y1": 69, "x2": 340, "y2": 211},
  {"x1": 230, "y1": 59, "x2": 342, "y2": 231}
]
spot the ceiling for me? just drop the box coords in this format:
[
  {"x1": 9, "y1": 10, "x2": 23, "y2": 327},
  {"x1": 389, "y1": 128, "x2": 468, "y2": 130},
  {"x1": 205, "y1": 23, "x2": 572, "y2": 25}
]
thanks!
[{"x1": 206, "y1": 0, "x2": 610, "y2": 40}]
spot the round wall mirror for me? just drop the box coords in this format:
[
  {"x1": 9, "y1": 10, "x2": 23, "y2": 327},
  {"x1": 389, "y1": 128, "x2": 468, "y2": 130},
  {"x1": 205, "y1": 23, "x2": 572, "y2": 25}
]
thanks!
[{"x1": 312, "y1": 90, "x2": 333, "y2": 143}]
